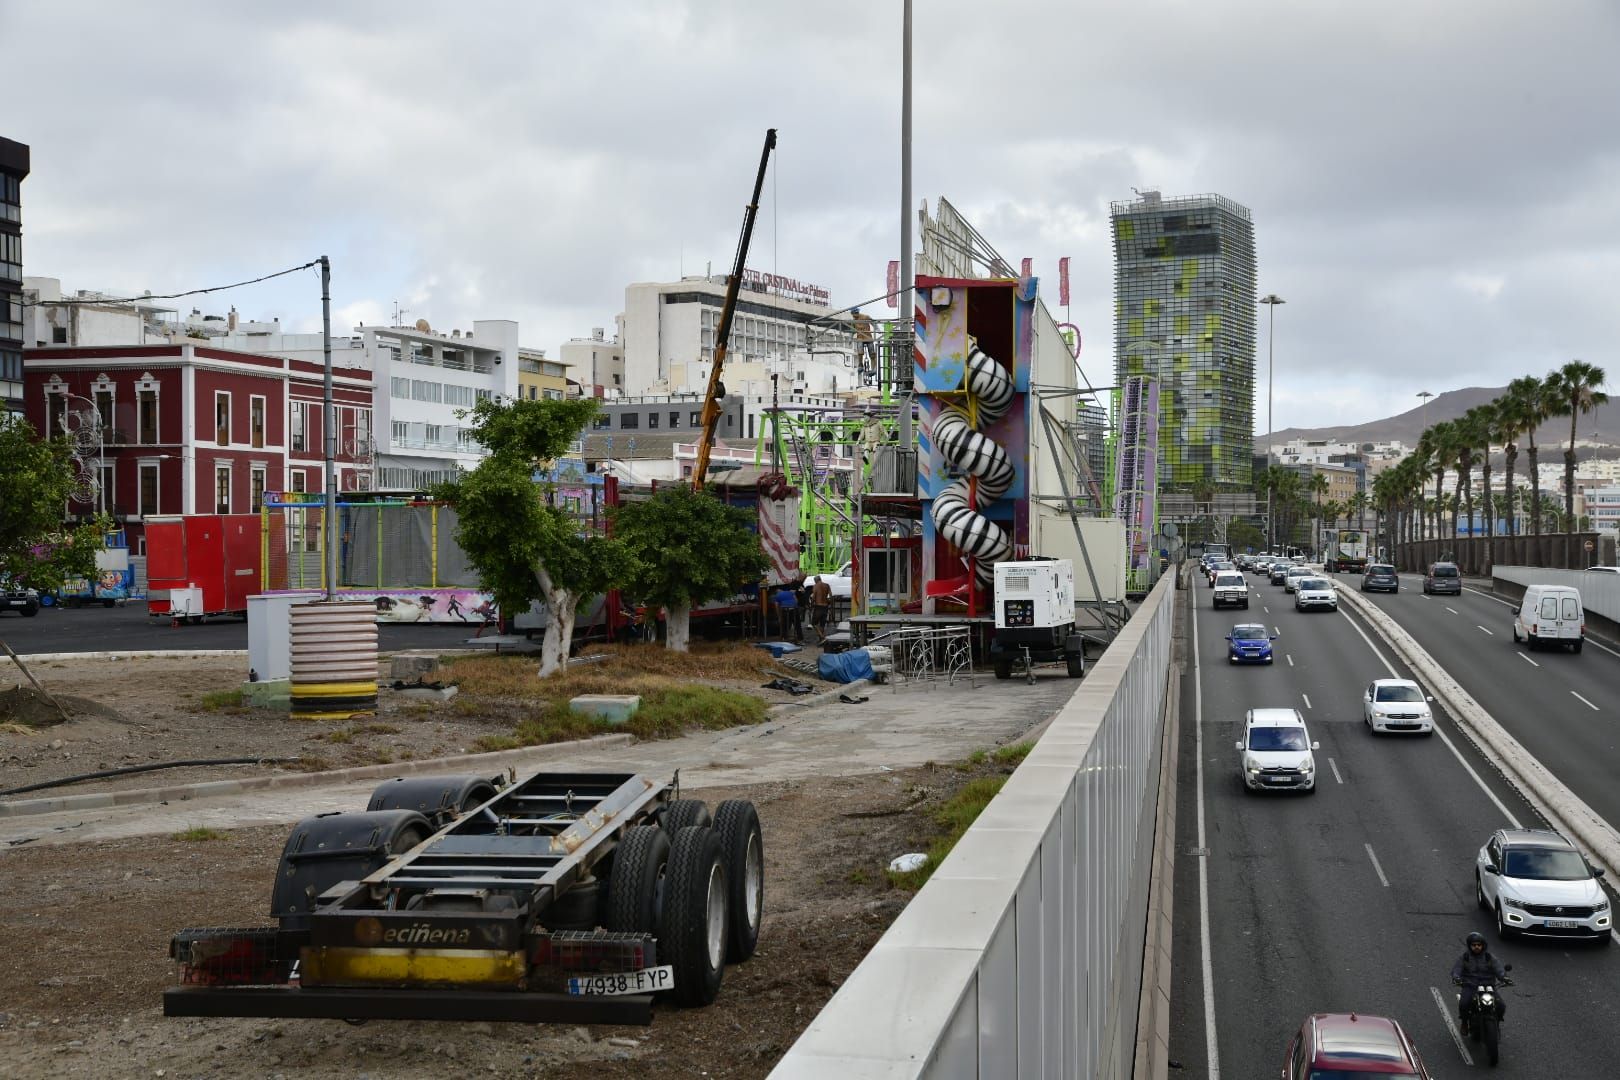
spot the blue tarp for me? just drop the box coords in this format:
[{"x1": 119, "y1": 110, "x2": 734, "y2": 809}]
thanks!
[
  {"x1": 754, "y1": 641, "x2": 803, "y2": 659},
  {"x1": 818, "y1": 648, "x2": 875, "y2": 684}
]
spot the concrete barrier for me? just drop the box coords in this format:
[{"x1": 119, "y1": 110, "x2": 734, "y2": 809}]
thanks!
[
  {"x1": 1337, "y1": 585, "x2": 1620, "y2": 880},
  {"x1": 769, "y1": 576, "x2": 1175, "y2": 1079}
]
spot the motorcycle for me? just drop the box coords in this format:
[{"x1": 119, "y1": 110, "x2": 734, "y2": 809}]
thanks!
[{"x1": 1456, "y1": 963, "x2": 1514, "y2": 1066}]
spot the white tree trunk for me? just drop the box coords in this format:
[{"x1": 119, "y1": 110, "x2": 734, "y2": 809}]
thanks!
[
  {"x1": 534, "y1": 565, "x2": 577, "y2": 678},
  {"x1": 665, "y1": 603, "x2": 692, "y2": 653}
]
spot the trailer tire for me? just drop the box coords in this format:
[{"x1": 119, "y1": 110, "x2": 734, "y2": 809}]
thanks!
[
  {"x1": 661, "y1": 798, "x2": 711, "y2": 836},
  {"x1": 660, "y1": 825, "x2": 728, "y2": 1007},
  {"x1": 713, "y1": 800, "x2": 764, "y2": 962},
  {"x1": 604, "y1": 825, "x2": 670, "y2": 934},
  {"x1": 270, "y1": 809, "x2": 433, "y2": 931}
]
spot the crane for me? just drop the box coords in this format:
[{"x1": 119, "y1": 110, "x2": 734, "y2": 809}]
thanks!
[{"x1": 691, "y1": 127, "x2": 777, "y2": 489}]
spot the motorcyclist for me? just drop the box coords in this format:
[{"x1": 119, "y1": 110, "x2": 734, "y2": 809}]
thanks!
[{"x1": 1450, "y1": 931, "x2": 1506, "y2": 1035}]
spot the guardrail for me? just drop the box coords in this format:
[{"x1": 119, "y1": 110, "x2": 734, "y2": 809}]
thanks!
[{"x1": 769, "y1": 574, "x2": 1175, "y2": 1079}]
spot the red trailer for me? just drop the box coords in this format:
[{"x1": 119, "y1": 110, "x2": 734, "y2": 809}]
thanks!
[{"x1": 146, "y1": 515, "x2": 264, "y2": 624}]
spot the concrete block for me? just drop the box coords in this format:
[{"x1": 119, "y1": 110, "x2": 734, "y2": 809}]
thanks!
[
  {"x1": 569, "y1": 694, "x2": 642, "y2": 725},
  {"x1": 241, "y1": 678, "x2": 291, "y2": 710},
  {"x1": 390, "y1": 654, "x2": 442, "y2": 683}
]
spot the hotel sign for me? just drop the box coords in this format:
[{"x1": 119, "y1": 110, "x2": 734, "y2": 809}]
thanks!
[{"x1": 742, "y1": 268, "x2": 830, "y2": 307}]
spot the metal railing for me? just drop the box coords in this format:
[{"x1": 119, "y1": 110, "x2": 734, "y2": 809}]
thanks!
[{"x1": 869, "y1": 624, "x2": 975, "y2": 691}]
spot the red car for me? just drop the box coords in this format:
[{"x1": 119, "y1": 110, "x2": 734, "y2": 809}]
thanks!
[{"x1": 1283, "y1": 1012, "x2": 1432, "y2": 1078}]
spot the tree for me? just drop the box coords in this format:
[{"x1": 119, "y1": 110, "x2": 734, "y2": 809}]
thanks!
[
  {"x1": 0, "y1": 416, "x2": 107, "y2": 591},
  {"x1": 1504, "y1": 375, "x2": 1552, "y2": 536},
  {"x1": 1451, "y1": 407, "x2": 1487, "y2": 539},
  {"x1": 1347, "y1": 490, "x2": 1369, "y2": 531},
  {"x1": 1495, "y1": 391, "x2": 1524, "y2": 537},
  {"x1": 436, "y1": 398, "x2": 630, "y2": 677},
  {"x1": 1227, "y1": 520, "x2": 1265, "y2": 553},
  {"x1": 611, "y1": 485, "x2": 770, "y2": 652},
  {"x1": 1308, "y1": 471, "x2": 1330, "y2": 553},
  {"x1": 1546, "y1": 359, "x2": 1608, "y2": 531},
  {"x1": 1476, "y1": 399, "x2": 1505, "y2": 539}
]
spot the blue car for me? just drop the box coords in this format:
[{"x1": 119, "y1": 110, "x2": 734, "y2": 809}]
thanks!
[{"x1": 1226, "y1": 623, "x2": 1277, "y2": 664}]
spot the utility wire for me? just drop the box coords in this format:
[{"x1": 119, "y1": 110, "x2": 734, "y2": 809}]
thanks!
[{"x1": 20, "y1": 259, "x2": 320, "y2": 308}]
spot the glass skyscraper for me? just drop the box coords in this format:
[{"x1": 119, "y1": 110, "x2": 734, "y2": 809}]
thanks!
[{"x1": 1111, "y1": 191, "x2": 1256, "y2": 490}]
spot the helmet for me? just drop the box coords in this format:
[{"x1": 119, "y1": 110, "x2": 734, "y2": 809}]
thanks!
[{"x1": 1466, "y1": 932, "x2": 1487, "y2": 949}]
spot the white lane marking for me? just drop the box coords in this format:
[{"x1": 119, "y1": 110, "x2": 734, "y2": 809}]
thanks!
[
  {"x1": 1191, "y1": 589, "x2": 1222, "y2": 1079},
  {"x1": 1286, "y1": 654, "x2": 1294, "y2": 667},
  {"x1": 1328, "y1": 758, "x2": 1344, "y2": 784},
  {"x1": 1365, "y1": 843, "x2": 1390, "y2": 887},
  {"x1": 1335, "y1": 609, "x2": 1523, "y2": 829},
  {"x1": 1301, "y1": 693, "x2": 1312, "y2": 709},
  {"x1": 1572, "y1": 691, "x2": 1600, "y2": 712},
  {"x1": 1262, "y1": 606, "x2": 1269, "y2": 614},
  {"x1": 1274, "y1": 626, "x2": 1281, "y2": 636},
  {"x1": 1476, "y1": 625, "x2": 1494, "y2": 635},
  {"x1": 1431, "y1": 985, "x2": 1475, "y2": 1066},
  {"x1": 1445, "y1": 606, "x2": 1460, "y2": 615},
  {"x1": 1517, "y1": 652, "x2": 1539, "y2": 668}
]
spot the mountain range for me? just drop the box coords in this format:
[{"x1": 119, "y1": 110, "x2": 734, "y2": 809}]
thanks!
[{"x1": 1262, "y1": 385, "x2": 1619, "y2": 454}]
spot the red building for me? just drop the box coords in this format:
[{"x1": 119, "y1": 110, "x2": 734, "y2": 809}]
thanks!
[{"x1": 23, "y1": 343, "x2": 373, "y2": 552}]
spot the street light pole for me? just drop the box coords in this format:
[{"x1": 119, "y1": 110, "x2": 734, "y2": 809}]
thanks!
[
  {"x1": 321, "y1": 255, "x2": 336, "y2": 602},
  {"x1": 1259, "y1": 294, "x2": 1285, "y2": 550}
]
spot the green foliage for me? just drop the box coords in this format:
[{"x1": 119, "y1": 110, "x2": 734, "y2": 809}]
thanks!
[
  {"x1": 610, "y1": 486, "x2": 769, "y2": 611},
  {"x1": 473, "y1": 685, "x2": 767, "y2": 751},
  {"x1": 885, "y1": 776, "x2": 1008, "y2": 890},
  {"x1": 173, "y1": 826, "x2": 227, "y2": 842},
  {"x1": 1227, "y1": 520, "x2": 1265, "y2": 552},
  {"x1": 0, "y1": 417, "x2": 109, "y2": 589},
  {"x1": 198, "y1": 688, "x2": 245, "y2": 711},
  {"x1": 991, "y1": 741, "x2": 1035, "y2": 767},
  {"x1": 433, "y1": 398, "x2": 630, "y2": 616}
]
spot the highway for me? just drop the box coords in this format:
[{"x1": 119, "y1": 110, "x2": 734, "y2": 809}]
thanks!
[
  {"x1": 1168, "y1": 569, "x2": 1620, "y2": 1078},
  {"x1": 1356, "y1": 571, "x2": 1620, "y2": 831}
]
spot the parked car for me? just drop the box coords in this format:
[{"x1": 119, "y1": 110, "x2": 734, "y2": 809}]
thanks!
[
  {"x1": 1226, "y1": 623, "x2": 1276, "y2": 664},
  {"x1": 1283, "y1": 565, "x2": 1313, "y2": 593},
  {"x1": 1236, "y1": 708, "x2": 1318, "y2": 794},
  {"x1": 1212, "y1": 571, "x2": 1250, "y2": 610},
  {"x1": 1422, "y1": 561, "x2": 1462, "y2": 595},
  {"x1": 1361, "y1": 564, "x2": 1400, "y2": 593},
  {"x1": 1362, "y1": 678, "x2": 1434, "y2": 734},
  {"x1": 1, "y1": 582, "x2": 40, "y2": 617},
  {"x1": 1512, "y1": 584, "x2": 1584, "y2": 653},
  {"x1": 1283, "y1": 1012, "x2": 1433, "y2": 1079},
  {"x1": 823, "y1": 562, "x2": 854, "y2": 600},
  {"x1": 1293, "y1": 577, "x2": 1337, "y2": 612},
  {"x1": 1475, "y1": 828, "x2": 1613, "y2": 943}
]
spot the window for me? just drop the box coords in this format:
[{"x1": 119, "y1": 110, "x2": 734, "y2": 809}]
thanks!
[
  {"x1": 648, "y1": 412, "x2": 659, "y2": 429},
  {"x1": 215, "y1": 392, "x2": 231, "y2": 445},
  {"x1": 44, "y1": 390, "x2": 68, "y2": 438},
  {"x1": 139, "y1": 463, "x2": 159, "y2": 517},
  {"x1": 670, "y1": 411, "x2": 680, "y2": 429},
  {"x1": 425, "y1": 424, "x2": 443, "y2": 444},
  {"x1": 528, "y1": 385, "x2": 537, "y2": 399},
  {"x1": 543, "y1": 389, "x2": 563, "y2": 400},
  {"x1": 390, "y1": 376, "x2": 409, "y2": 397},
  {"x1": 52, "y1": 326, "x2": 67, "y2": 344},
  {"x1": 291, "y1": 402, "x2": 306, "y2": 452},
  {"x1": 355, "y1": 409, "x2": 369, "y2": 448},
  {"x1": 250, "y1": 396, "x2": 265, "y2": 449},
  {"x1": 94, "y1": 388, "x2": 113, "y2": 430},
  {"x1": 619, "y1": 413, "x2": 638, "y2": 429},
  {"x1": 250, "y1": 466, "x2": 266, "y2": 512},
  {"x1": 214, "y1": 463, "x2": 232, "y2": 513},
  {"x1": 592, "y1": 414, "x2": 610, "y2": 429},
  {"x1": 392, "y1": 420, "x2": 408, "y2": 441},
  {"x1": 690, "y1": 411, "x2": 702, "y2": 425},
  {"x1": 288, "y1": 469, "x2": 305, "y2": 494}
]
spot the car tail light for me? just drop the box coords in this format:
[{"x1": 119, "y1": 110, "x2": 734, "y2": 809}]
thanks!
[
  {"x1": 171, "y1": 927, "x2": 290, "y2": 986},
  {"x1": 529, "y1": 929, "x2": 656, "y2": 973}
]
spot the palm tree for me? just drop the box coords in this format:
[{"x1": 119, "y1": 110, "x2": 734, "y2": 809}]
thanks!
[
  {"x1": 1504, "y1": 375, "x2": 1553, "y2": 536},
  {"x1": 1308, "y1": 471, "x2": 1330, "y2": 555},
  {"x1": 1348, "y1": 490, "x2": 1369, "y2": 532},
  {"x1": 1547, "y1": 359, "x2": 1609, "y2": 530},
  {"x1": 1495, "y1": 391, "x2": 1524, "y2": 538},
  {"x1": 1477, "y1": 399, "x2": 1507, "y2": 540},
  {"x1": 1424, "y1": 419, "x2": 1459, "y2": 539},
  {"x1": 1452, "y1": 408, "x2": 1487, "y2": 539}
]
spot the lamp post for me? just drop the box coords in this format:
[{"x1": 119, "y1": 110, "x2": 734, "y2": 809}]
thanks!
[
  {"x1": 63, "y1": 391, "x2": 106, "y2": 516},
  {"x1": 1259, "y1": 294, "x2": 1285, "y2": 550}
]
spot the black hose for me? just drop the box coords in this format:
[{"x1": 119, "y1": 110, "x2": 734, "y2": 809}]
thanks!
[{"x1": 0, "y1": 756, "x2": 299, "y2": 798}]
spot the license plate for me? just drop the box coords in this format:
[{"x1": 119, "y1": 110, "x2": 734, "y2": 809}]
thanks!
[
  {"x1": 1545, "y1": 919, "x2": 1580, "y2": 929},
  {"x1": 1266, "y1": 776, "x2": 1292, "y2": 784},
  {"x1": 566, "y1": 965, "x2": 674, "y2": 997}
]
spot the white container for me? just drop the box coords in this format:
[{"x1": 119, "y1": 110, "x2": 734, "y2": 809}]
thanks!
[{"x1": 247, "y1": 592, "x2": 323, "y2": 682}]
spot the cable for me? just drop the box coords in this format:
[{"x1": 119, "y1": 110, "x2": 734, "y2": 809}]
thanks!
[
  {"x1": 20, "y1": 260, "x2": 320, "y2": 308},
  {"x1": 0, "y1": 756, "x2": 299, "y2": 798}
]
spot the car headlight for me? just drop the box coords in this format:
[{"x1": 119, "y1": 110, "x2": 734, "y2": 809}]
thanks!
[
  {"x1": 1596, "y1": 896, "x2": 1610, "y2": 912},
  {"x1": 1501, "y1": 896, "x2": 1526, "y2": 910},
  {"x1": 1300, "y1": 760, "x2": 1314, "y2": 774}
]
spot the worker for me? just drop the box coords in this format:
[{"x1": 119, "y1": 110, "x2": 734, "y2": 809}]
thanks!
[
  {"x1": 771, "y1": 582, "x2": 802, "y2": 644},
  {"x1": 851, "y1": 307, "x2": 877, "y2": 382},
  {"x1": 808, "y1": 574, "x2": 832, "y2": 642}
]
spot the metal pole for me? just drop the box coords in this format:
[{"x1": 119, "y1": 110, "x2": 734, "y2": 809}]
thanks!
[
  {"x1": 897, "y1": 0, "x2": 913, "y2": 451},
  {"x1": 320, "y1": 255, "x2": 336, "y2": 602},
  {"x1": 1260, "y1": 294, "x2": 1284, "y2": 550}
]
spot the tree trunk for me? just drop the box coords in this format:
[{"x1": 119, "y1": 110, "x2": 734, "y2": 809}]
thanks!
[
  {"x1": 665, "y1": 603, "x2": 692, "y2": 652},
  {"x1": 1482, "y1": 459, "x2": 1494, "y2": 539},
  {"x1": 1502, "y1": 448, "x2": 1517, "y2": 537},
  {"x1": 1527, "y1": 442, "x2": 1542, "y2": 536},
  {"x1": 1566, "y1": 410, "x2": 1578, "y2": 528},
  {"x1": 534, "y1": 568, "x2": 577, "y2": 679}
]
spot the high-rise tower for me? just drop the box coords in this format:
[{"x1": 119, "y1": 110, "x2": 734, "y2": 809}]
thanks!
[{"x1": 1111, "y1": 191, "x2": 1256, "y2": 490}]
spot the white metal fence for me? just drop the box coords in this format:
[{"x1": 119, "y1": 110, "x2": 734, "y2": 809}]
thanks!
[{"x1": 769, "y1": 575, "x2": 1175, "y2": 1079}]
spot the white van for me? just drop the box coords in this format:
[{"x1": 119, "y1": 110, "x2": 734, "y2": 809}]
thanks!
[{"x1": 1512, "y1": 585, "x2": 1584, "y2": 653}]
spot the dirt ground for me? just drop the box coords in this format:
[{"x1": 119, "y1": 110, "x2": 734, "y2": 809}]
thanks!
[{"x1": 0, "y1": 760, "x2": 1009, "y2": 1079}]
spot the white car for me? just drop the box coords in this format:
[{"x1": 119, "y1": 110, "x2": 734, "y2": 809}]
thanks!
[
  {"x1": 1293, "y1": 577, "x2": 1337, "y2": 612},
  {"x1": 1212, "y1": 571, "x2": 1249, "y2": 610},
  {"x1": 1475, "y1": 828, "x2": 1612, "y2": 943},
  {"x1": 1236, "y1": 708, "x2": 1318, "y2": 794},
  {"x1": 821, "y1": 563, "x2": 854, "y2": 600},
  {"x1": 1362, "y1": 678, "x2": 1434, "y2": 734},
  {"x1": 1283, "y1": 565, "x2": 1314, "y2": 593}
]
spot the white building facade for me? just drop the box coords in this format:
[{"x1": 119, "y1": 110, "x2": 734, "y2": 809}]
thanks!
[{"x1": 561, "y1": 327, "x2": 625, "y2": 395}]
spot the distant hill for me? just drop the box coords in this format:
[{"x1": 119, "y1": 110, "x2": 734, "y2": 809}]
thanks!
[{"x1": 1263, "y1": 385, "x2": 1620, "y2": 452}]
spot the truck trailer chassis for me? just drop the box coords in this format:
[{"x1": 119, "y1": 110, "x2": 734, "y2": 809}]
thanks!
[{"x1": 163, "y1": 769, "x2": 764, "y2": 1025}]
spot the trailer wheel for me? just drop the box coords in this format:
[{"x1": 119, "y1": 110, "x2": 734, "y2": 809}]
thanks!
[
  {"x1": 713, "y1": 800, "x2": 764, "y2": 962},
  {"x1": 604, "y1": 825, "x2": 670, "y2": 934},
  {"x1": 661, "y1": 798, "x2": 711, "y2": 835},
  {"x1": 660, "y1": 826, "x2": 728, "y2": 1007}
]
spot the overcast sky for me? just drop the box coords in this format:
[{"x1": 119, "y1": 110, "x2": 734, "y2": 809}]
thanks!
[{"x1": 8, "y1": 0, "x2": 1618, "y2": 434}]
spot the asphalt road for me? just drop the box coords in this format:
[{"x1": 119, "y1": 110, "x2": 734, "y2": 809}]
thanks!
[
  {"x1": 1356, "y1": 571, "x2": 1620, "y2": 833},
  {"x1": 1169, "y1": 570, "x2": 1620, "y2": 1078},
  {"x1": 0, "y1": 599, "x2": 491, "y2": 655}
]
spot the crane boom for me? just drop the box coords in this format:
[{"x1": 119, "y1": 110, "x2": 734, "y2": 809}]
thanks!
[{"x1": 692, "y1": 128, "x2": 777, "y2": 489}]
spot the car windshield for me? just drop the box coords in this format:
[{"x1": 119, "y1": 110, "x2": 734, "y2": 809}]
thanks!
[
  {"x1": 1232, "y1": 625, "x2": 1268, "y2": 642},
  {"x1": 1298, "y1": 579, "x2": 1329, "y2": 590},
  {"x1": 1247, "y1": 727, "x2": 1308, "y2": 751},
  {"x1": 1216, "y1": 574, "x2": 1244, "y2": 586},
  {"x1": 1502, "y1": 847, "x2": 1591, "y2": 880},
  {"x1": 1375, "y1": 685, "x2": 1423, "y2": 703},
  {"x1": 1369, "y1": 565, "x2": 1394, "y2": 574},
  {"x1": 1432, "y1": 566, "x2": 1458, "y2": 577}
]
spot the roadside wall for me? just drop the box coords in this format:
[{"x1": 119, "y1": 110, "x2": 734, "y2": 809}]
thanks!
[
  {"x1": 769, "y1": 574, "x2": 1175, "y2": 1079},
  {"x1": 1394, "y1": 532, "x2": 1614, "y2": 576},
  {"x1": 1490, "y1": 565, "x2": 1620, "y2": 643}
]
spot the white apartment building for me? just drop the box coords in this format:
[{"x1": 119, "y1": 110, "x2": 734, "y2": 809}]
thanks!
[
  {"x1": 560, "y1": 326, "x2": 625, "y2": 395},
  {"x1": 1585, "y1": 486, "x2": 1620, "y2": 533},
  {"x1": 620, "y1": 274, "x2": 860, "y2": 399},
  {"x1": 23, "y1": 276, "x2": 181, "y2": 346}
]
